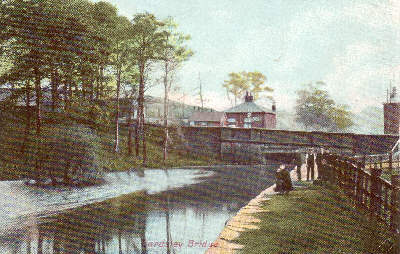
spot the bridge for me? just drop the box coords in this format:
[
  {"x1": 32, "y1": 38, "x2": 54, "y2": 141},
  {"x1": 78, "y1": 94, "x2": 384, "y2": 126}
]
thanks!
[{"x1": 180, "y1": 127, "x2": 398, "y2": 164}]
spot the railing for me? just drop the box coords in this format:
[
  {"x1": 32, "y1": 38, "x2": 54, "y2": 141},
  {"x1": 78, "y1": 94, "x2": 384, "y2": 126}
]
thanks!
[{"x1": 318, "y1": 153, "x2": 400, "y2": 236}]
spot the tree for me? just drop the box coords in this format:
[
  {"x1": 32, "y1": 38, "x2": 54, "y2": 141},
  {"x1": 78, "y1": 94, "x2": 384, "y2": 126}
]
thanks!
[
  {"x1": 110, "y1": 16, "x2": 134, "y2": 153},
  {"x1": 223, "y1": 71, "x2": 272, "y2": 105},
  {"x1": 120, "y1": 68, "x2": 139, "y2": 156},
  {"x1": 196, "y1": 72, "x2": 205, "y2": 109},
  {"x1": 0, "y1": 0, "x2": 89, "y2": 180},
  {"x1": 159, "y1": 17, "x2": 192, "y2": 162},
  {"x1": 130, "y1": 13, "x2": 168, "y2": 164},
  {"x1": 0, "y1": 0, "x2": 121, "y2": 183},
  {"x1": 295, "y1": 82, "x2": 354, "y2": 131}
]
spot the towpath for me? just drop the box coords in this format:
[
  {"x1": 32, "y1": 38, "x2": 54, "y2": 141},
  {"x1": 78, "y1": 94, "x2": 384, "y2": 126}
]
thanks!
[{"x1": 206, "y1": 163, "x2": 313, "y2": 254}]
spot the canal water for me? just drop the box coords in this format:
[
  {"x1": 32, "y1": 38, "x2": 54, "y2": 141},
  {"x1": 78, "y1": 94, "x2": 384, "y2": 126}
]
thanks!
[{"x1": 0, "y1": 165, "x2": 278, "y2": 254}]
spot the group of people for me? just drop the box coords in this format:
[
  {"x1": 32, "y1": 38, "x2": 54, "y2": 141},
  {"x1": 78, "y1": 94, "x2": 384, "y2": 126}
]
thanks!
[
  {"x1": 296, "y1": 148, "x2": 325, "y2": 181},
  {"x1": 274, "y1": 148, "x2": 326, "y2": 194}
]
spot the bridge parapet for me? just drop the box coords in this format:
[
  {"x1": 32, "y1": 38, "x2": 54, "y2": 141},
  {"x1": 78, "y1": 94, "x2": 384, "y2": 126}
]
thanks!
[{"x1": 180, "y1": 126, "x2": 398, "y2": 163}]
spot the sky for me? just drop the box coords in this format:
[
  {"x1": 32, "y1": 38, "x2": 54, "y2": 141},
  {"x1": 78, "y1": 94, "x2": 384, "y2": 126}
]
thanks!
[{"x1": 95, "y1": 0, "x2": 400, "y2": 113}]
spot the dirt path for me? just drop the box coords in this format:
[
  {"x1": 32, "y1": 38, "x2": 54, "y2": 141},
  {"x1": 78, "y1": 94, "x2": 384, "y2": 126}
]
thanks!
[{"x1": 206, "y1": 163, "x2": 314, "y2": 254}]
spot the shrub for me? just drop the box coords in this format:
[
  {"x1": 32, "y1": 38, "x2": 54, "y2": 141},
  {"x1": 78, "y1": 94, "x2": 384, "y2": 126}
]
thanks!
[{"x1": 31, "y1": 124, "x2": 104, "y2": 186}]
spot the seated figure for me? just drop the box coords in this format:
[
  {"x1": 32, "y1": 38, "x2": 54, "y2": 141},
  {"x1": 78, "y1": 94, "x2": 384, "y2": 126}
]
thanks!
[{"x1": 274, "y1": 165, "x2": 293, "y2": 194}]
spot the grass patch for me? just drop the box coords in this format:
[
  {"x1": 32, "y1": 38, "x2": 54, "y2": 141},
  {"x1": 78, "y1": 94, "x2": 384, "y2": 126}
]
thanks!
[
  {"x1": 97, "y1": 124, "x2": 222, "y2": 171},
  {"x1": 235, "y1": 184, "x2": 395, "y2": 254}
]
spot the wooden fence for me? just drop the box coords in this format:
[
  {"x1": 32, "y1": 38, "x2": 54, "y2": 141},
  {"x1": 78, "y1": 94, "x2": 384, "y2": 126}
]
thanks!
[{"x1": 318, "y1": 153, "x2": 400, "y2": 237}]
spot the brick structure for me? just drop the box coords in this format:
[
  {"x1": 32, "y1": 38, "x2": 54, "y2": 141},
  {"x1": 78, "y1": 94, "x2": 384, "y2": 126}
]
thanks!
[
  {"x1": 384, "y1": 87, "x2": 400, "y2": 135},
  {"x1": 188, "y1": 112, "x2": 227, "y2": 127},
  {"x1": 224, "y1": 92, "x2": 276, "y2": 129},
  {"x1": 384, "y1": 103, "x2": 400, "y2": 134}
]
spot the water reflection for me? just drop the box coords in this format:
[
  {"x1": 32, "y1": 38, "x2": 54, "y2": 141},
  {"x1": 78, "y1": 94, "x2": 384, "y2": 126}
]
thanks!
[{"x1": 0, "y1": 165, "x2": 277, "y2": 254}]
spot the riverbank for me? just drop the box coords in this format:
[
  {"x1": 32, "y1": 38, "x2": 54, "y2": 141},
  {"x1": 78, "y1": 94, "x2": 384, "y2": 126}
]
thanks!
[
  {"x1": 0, "y1": 110, "x2": 222, "y2": 181},
  {"x1": 0, "y1": 169, "x2": 214, "y2": 233},
  {"x1": 207, "y1": 165, "x2": 394, "y2": 254}
]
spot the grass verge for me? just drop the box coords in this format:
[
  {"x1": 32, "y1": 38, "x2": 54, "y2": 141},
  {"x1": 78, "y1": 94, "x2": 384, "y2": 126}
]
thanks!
[{"x1": 235, "y1": 184, "x2": 395, "y2": 254}]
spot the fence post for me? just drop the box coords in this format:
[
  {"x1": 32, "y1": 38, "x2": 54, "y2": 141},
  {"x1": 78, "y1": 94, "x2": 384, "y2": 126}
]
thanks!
[
  {"x1": 389, "y1": 152, "x2": 393, "y2": 176},
  {"x1": 391, "y1": 174, "x2": 400, "y2": 253},
  {"x1": 350, "y1": 164, "x2": 357, "y2": 201},
  {"x1": 357, "y1": 167, "x2": 364, "y2": 206},
  {"x1": 355, "y1": 161, "x2": 360, "y2": 203},
  {"x1": 363, "y1": 155, "x2": 366, "y2": 170},
  {"x1": 332, "y1": 155, "x2": 338, "y2": 185},
  {"x1": 370, "y1": 164, "x2": 382, "y2": 216}
]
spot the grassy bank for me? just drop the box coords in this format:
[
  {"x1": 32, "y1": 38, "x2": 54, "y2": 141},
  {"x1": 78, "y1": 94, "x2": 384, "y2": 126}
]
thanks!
[
  {"x1": 98, "y1": 124, "x2": 222, "y2": 171},
  {"x1": 235, "y1": 184, "x2": 395, "y2": 254},
  {"x1": 0, "y1": 108, "x2": 221, "y2": 181}
]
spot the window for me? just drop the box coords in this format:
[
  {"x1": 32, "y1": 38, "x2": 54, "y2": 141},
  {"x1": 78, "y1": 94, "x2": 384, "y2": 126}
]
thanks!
[
  {"x1": 227, "y1": 118, "x2": 236, "y2": 123},
  {"x1": 244, "y1": 123, "x2": 252, "y2": 128}
]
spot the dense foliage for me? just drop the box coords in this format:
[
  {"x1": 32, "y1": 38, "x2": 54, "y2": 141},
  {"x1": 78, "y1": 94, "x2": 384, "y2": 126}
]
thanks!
[
  {"x1": 223, "y1": 71, "x2": 272, "y2": 105},
  {"x1": 0, "y1": 0, "x2": 192, "y2": 184},
  {"x1": 295, "y1": 82, "x2": 354, "y2": 131}
]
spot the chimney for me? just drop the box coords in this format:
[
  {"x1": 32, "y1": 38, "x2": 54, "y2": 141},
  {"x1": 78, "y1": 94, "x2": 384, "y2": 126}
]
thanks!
[
  {"x1": 245, "y1": 91, "x2": 253, "y2": 102},
  {"x1": 272, "y1": 103, "x2": 276, "y2": 112}
]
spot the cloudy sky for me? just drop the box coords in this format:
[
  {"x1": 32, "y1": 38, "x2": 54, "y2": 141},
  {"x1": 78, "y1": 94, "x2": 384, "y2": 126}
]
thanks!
[{"x1": 97, "y1": 0, "x2": 400, "y2": 113}]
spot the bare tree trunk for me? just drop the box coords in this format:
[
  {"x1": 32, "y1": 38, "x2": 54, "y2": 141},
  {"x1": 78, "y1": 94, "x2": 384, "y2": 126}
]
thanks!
[
  {"x1": 141, "y1": 107, "x2": 147, "y2": 166},
  {"x1": 114, "y1": 68, "x2": 121, "y2": 153},
  {"x1": 63, "y1": 82, "x2": 68, "y2": 111},
  {"x1": 136, "y1": 63, "x2": 145, "y2": 160},
  {"x1": 68, "y1": 81, "x2": 73, "y2": 103},
  {"x1": 50, "y1": 69, "x2": 59, "y2": 112},
  {"x1": 95, "y1": 66, "x2": 100, "y2": 100},
  {"x1": 95, "y1": 65, "x2": 104, "y2": 100},
  {"x1": 163, "y1": 61, "x2": 169, "y2": 162},
  {"x1": 34, "y1": 67, "x2": 42, "y2": 181},
  {"x1": 72, "y1": 80, "x2": 78, "y2": 98},
  {"x1": 135, "y1": 114, "x2": 140, "y2": 157},
  {"x1": 20, "y1": 81, "x2": 31, "y2": 154},
  {"x1": 127, "y1": 103, "x2": 134, "y2": 155},
  {"x1": 99, "y1": 65, "x2": 104, "y2": 99},
  {"x1": 81, "y1": 74, "x2": 86, "y2": 99},
  {"x1": 198, "y1": 72, "x2": 204, "y2": 109},
  {"x1": 89, "y1": 77, "x2": 94, "y2": 101}
]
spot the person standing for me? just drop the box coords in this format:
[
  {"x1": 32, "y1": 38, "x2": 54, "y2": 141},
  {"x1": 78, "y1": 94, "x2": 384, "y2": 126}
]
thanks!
[
  {"x1": 315, "y1": 148, "x2": 324, "y2": 181},
  {"x1": 295, "y1": 153, "x2": 302, "y2": 181},
  {"x1": 307, "y1": 151, "x2": 315, "y2": 181},
  {"x1": 310, "y1": 152, "x2": 315, "y2": 180}
]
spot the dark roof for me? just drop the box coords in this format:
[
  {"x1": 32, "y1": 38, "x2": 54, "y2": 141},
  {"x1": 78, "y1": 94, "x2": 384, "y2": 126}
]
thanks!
[
  {"x1": 188, "y1": 111, "x2": 225, "y2": 122},
  {"x1": 224, "y1": 101, "x2": 274, "y2": 113}
]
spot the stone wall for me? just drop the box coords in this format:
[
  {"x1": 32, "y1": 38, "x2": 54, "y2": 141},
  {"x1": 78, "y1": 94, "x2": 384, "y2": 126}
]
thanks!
[
  {"x1": 179, "y1": 127, "x2": 222, "y2": 159},
  {"x1": 180, "y1": 126, "x2": 399, "y2": 164}
]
